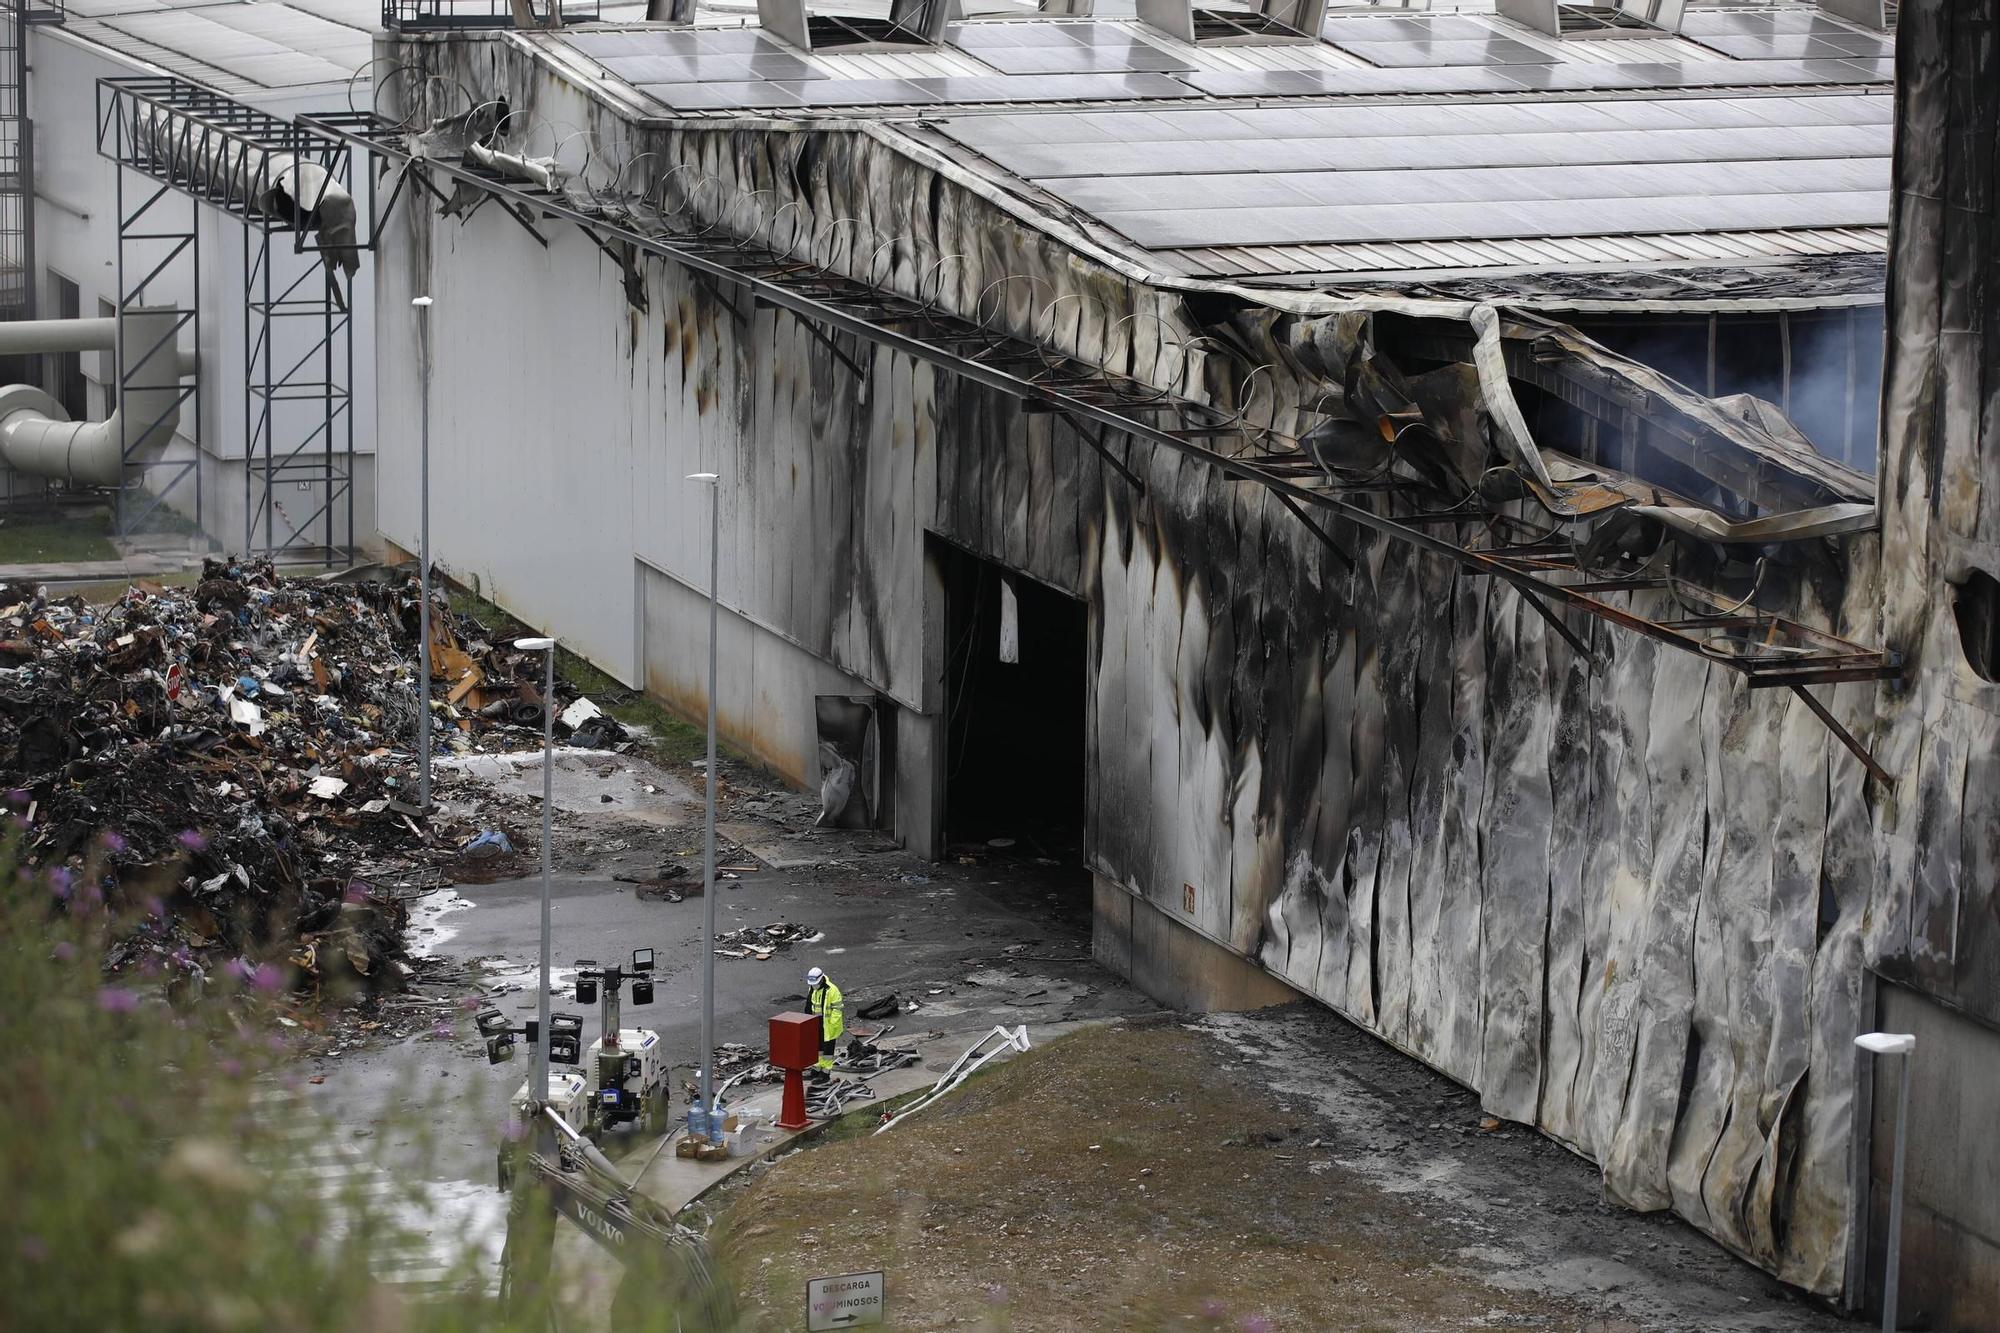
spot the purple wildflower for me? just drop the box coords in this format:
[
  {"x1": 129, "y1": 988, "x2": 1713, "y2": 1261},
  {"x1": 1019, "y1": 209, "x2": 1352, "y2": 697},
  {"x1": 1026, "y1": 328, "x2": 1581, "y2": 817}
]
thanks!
[
  {"x1": 219, "y1": 1058, "x2": 244, "y2": 1078},
  {"x1": 500, "y1": 1119, "x2": 527, "y2": 1143},
  {"x1": 343, "y1": 882, "x2": 370, "y2": 905},
  {"x1": 224, "y1": 958, "x2": 253, "y2": 983},
  {"x1": 458, "y1": 995, "x2": 483, "y2": 1013},
  {"x1": 432, "y1": 1022, "x2": 456, "y2": 1040},
  {"x1": 48, "y1": 867, "x2": 72, "y2": 899},
  {"x1": 145, "y1": 896, "x2": 166, "y2": 918},
  {"x1": 52, "y1": 941, "x2": 76, "y2": 962},
  {"x1": 1238, "y1": 1317, "x2": 1275, "y2": 1333},
  {"x1": 100, "y1": 831, "x2": 127, "y2": 854},
  {"x1": 176, "y1": 830, "x2": 208, "y2": 851},
  {"x1": 251, "y1": 963, "x2": 285, "y2": 993},
  {"x1": 1200, "y1": 1300, "x2": 1229, "y2": 1321},
  {"x1": 97, "y1": 987, "x2": 141, "y2": 1014},
  {"x1": 986, "y1": 1284, "x2": 1008, "y2": 1307},
  {"x1": 5, "y1": 788, "x2": 28, "y2": 806}
]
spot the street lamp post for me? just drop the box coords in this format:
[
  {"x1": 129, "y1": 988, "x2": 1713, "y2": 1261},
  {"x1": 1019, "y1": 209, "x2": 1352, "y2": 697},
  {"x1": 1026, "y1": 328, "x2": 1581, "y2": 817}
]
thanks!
[
  {"x1": 518, "y1": 635, "x2": 557, "y2": 1106},
  {"x1": 688, "y1": 472, "x2": 719, "y2": 1127},
  {"x1": 1855, "y1": 1031, "x2": 1917, "y2": 1333},
  {"x1": 411, "y1": 295, "x2": 435, "y2": 813}
]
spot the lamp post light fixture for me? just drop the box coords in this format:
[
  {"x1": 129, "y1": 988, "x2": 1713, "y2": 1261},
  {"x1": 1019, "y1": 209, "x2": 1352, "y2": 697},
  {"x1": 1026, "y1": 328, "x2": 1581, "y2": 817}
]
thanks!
[
  {"x1": 411, "y1": 295, "x2": 435, "y2": 813},
  {"x1": 1855, "y1": 1030, "x2": 1917, "y2": 1333},
  {"x1": 517, "y1": 635, "x2": 557, "y2": 1105},
  {"x1": 688, "y1": 471, "x2": 720, "y2": 1126}
]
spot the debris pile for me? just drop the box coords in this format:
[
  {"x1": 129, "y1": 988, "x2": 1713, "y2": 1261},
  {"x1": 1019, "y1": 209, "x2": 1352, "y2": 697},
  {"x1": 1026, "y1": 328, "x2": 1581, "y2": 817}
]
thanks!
[
  {"x1": 0, "y1": 561, "x2": 608, "y2": 996},
  {"x1": 714, "y1": 921, "x2": 818, "y2": 960}
]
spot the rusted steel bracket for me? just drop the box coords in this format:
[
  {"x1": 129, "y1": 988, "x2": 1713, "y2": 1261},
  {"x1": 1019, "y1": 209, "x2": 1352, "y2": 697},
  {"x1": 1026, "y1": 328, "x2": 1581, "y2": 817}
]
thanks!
[
  {"x1": 789, "y1": 311, "x2": 871, "y2": 382},
  {"x1": 498, "y1": 198, "x2": 549, "y2": 248},
  {"x1": 1271, "y1": 490, "x2": 1354, "y2": 573},
  {"x1": 375, "y1": 157, "x2": 418, "y2": 235},
  {"x1": 579, "y1": 226, "x2": 648, "y2": 314},
  {"x1": 1067, "y1": 417, "x2": 1147, "y2": 497},
  {"x1": 1515, "y1": 584, "x2": 1594, "y2": 659},
  {"x1": 1788, "y1": 684, "x2": 1892, "y2": 786}
]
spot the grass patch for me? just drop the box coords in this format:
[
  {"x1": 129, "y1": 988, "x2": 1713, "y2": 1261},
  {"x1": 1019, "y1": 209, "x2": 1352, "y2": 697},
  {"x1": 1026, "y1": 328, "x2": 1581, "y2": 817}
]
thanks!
[
  {"x1": 0, "y1": 506, "x2": 120, "y2": 565},
  {"x1": 447, "y1": 584, "x2": 718, "y2": 768}
]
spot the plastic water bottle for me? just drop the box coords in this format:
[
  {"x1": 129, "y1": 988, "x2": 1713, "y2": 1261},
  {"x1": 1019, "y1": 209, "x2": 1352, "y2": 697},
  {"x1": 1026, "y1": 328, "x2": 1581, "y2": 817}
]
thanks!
[
  {"x1": 708, "y1": 1099, "x2": 728, "y2": 1146},
  {"x1": 687, "y1": 1102, "x2": 708, "y2": 1141}
]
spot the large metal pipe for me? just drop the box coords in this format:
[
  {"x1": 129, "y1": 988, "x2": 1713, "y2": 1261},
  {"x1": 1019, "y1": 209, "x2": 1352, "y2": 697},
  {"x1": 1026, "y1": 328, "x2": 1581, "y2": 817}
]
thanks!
[
  {"x1": 0, "y1": 309, "x2": 188, "y2": 488},
  {"x1": 0, "y1": 316, "x2": 198, "y2": 375}
]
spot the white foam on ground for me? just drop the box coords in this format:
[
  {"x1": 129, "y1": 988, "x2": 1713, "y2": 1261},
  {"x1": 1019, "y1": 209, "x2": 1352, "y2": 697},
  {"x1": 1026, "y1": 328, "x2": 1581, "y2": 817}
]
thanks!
[
  {"x1": 478, "y1": 958, "x2": 579, "y2": 1000},
  {"x1": 408, "y1": 888, "x2": 473, "y2": 960}
]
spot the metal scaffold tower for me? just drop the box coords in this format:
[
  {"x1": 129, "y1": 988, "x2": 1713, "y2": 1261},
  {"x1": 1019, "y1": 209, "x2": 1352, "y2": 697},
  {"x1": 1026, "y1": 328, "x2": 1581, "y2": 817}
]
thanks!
[
  {"x1": 242, "y1": 162, "x2": 354, "y2": 564},
  {"x1": 95, "y1": 76, "x2": 364, "y2": 561},
  {"x1": 0, "y1": 0, "x2": 64, "y2": 322}
]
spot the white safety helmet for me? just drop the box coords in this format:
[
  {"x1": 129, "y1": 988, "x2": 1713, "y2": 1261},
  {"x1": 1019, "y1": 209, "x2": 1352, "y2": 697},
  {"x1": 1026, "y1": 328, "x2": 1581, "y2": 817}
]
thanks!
[{"x1": 806, "y1": 966, "x2": 825, "y2": 988}]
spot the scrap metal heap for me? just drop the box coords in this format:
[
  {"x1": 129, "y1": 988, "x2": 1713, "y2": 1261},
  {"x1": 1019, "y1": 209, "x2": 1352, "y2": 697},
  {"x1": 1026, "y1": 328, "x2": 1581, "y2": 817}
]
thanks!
[{"x1": 0, "y1": 561, "x2": 612, "y2": 996}]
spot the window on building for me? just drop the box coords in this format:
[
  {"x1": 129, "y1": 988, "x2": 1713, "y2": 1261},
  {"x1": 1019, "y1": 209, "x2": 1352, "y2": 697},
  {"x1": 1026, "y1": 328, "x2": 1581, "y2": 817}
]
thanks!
[{"x1": 51, "y1": 274, "x2": 87, "y2": 421}]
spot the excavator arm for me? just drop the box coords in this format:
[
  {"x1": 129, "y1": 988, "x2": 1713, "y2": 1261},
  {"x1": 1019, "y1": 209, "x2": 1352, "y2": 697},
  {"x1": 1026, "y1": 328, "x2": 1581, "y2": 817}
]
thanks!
[{"x1": 498, "y1": 1109, "x2": 734, "y2": 1328}]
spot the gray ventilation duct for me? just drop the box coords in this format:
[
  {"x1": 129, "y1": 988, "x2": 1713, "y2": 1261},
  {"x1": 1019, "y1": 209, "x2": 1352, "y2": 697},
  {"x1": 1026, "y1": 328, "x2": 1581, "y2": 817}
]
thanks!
[{"x1": 0, "y1": 309, "x2": 189, "y2": 488}]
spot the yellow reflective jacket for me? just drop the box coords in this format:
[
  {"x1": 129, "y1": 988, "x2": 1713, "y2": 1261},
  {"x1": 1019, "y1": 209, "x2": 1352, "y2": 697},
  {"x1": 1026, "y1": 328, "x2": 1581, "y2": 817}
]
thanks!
[{"x1": 809, "y1": 979, "x2": 845, "y2": 1042}]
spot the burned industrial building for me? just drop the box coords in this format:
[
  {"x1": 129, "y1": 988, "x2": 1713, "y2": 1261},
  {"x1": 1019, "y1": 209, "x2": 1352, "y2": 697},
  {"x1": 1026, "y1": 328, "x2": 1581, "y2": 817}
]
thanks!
[{"x1": 8, "y1": 0, "x2": 1999, "y2": 1321}]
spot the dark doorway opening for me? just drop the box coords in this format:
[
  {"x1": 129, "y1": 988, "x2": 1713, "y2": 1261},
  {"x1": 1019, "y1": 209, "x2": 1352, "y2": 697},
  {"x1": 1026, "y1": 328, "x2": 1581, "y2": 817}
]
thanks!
[{"x1": 936, "y1": 539, "x2": 1090, "y2": 911}]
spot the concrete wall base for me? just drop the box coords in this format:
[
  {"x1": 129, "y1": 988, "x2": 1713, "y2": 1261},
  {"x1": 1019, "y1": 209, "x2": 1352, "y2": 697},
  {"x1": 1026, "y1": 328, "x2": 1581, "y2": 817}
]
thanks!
[
  {"x1": 1861, "y1": 983, "x2": 2000, "y2": 1330},
  {"x1": 1093, "y1": 875, "x2": 1302, "y2": 1013}
]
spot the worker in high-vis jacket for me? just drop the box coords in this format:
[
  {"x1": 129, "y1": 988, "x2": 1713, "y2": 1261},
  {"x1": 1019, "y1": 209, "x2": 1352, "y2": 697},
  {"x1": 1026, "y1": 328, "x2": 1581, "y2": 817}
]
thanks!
[{"x1": 805, "y1": 966, "x2": 844, "y2": 1074}]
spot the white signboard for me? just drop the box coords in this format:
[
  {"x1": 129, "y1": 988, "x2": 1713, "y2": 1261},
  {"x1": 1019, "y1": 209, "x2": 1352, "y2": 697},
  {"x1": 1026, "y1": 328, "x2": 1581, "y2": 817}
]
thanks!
[{"x1": 806, "y1": 1270, "x2": 885, "y2": 1330}]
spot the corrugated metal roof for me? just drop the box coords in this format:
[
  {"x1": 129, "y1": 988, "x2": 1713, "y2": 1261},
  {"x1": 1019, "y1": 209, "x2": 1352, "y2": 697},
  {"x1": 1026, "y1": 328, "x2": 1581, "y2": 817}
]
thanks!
[
  {"x1": 47, "y1": 0, "x2": 373, "y2": 95},
  {"x1": 929, "y1": 89, "x2": 1893, "y2": 278}
]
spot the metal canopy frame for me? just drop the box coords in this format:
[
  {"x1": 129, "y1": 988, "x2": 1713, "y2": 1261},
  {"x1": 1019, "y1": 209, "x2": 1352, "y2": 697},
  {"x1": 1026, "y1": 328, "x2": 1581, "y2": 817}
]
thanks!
[
  {"x1": 97, "y1": 77, "x2": 361, "y2": 563},
  {"x1": 306, "y1": 111, "x2": 1899, "y2": 782}
]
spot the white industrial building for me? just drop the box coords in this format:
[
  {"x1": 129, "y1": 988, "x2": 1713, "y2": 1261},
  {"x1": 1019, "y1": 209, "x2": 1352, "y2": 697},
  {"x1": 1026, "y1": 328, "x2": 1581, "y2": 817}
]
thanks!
[
  {"x1": 2, "y1": 0, "x2": 384, "y2": 556},
  {"x1": 12, "y1": 0, "x2": 2000, "y2": 1324}
]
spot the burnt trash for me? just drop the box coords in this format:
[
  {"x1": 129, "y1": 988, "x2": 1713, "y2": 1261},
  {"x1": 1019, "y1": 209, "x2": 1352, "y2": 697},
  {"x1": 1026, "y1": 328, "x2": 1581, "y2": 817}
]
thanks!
[
  {"x1": 714, "y1": 922, "x2": 818, "y2": 959},
  {"x1": 0, "y1": 560, "x2": 596, "y2": 1002},
  {"x1": 855, "y1": 994, "x2": 902, "y2": 1021}
]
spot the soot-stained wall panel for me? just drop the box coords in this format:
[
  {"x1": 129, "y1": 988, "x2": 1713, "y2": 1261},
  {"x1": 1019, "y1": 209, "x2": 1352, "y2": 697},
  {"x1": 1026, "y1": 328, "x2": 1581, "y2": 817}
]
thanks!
[
  {"x1": 929, "y1": 380, "x2": 1878, "y2": 1292},
  {"x1": 1875, "y1": 0, "x2": 2000, "y2": 1029}
]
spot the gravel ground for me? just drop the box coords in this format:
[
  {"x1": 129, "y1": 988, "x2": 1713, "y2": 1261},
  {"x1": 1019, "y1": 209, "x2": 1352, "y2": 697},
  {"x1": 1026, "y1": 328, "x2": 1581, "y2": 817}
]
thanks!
[{"x1": 710, "y1": 1014, "x2": 1856, "y2": 1333}]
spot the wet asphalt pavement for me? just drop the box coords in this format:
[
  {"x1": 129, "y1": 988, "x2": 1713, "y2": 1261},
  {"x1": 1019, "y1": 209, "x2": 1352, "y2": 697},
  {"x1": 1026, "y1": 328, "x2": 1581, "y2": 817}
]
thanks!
[{"x1": 291, "y1": 747, "x2": 1144, "y2": 1196}]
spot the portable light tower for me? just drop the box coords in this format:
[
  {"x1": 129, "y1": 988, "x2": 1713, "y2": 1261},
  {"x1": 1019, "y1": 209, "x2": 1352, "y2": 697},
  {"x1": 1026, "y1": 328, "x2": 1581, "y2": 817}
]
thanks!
[{"x1": 569, "y1": 947, "x2": 668, "y2": 1138}]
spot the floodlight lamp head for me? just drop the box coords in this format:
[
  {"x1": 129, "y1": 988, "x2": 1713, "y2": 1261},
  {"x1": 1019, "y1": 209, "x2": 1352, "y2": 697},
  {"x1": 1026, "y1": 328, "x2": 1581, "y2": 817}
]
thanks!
[{"x1": 1855, "y1": 1032, "x2": 1916, "y2": 1056}]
